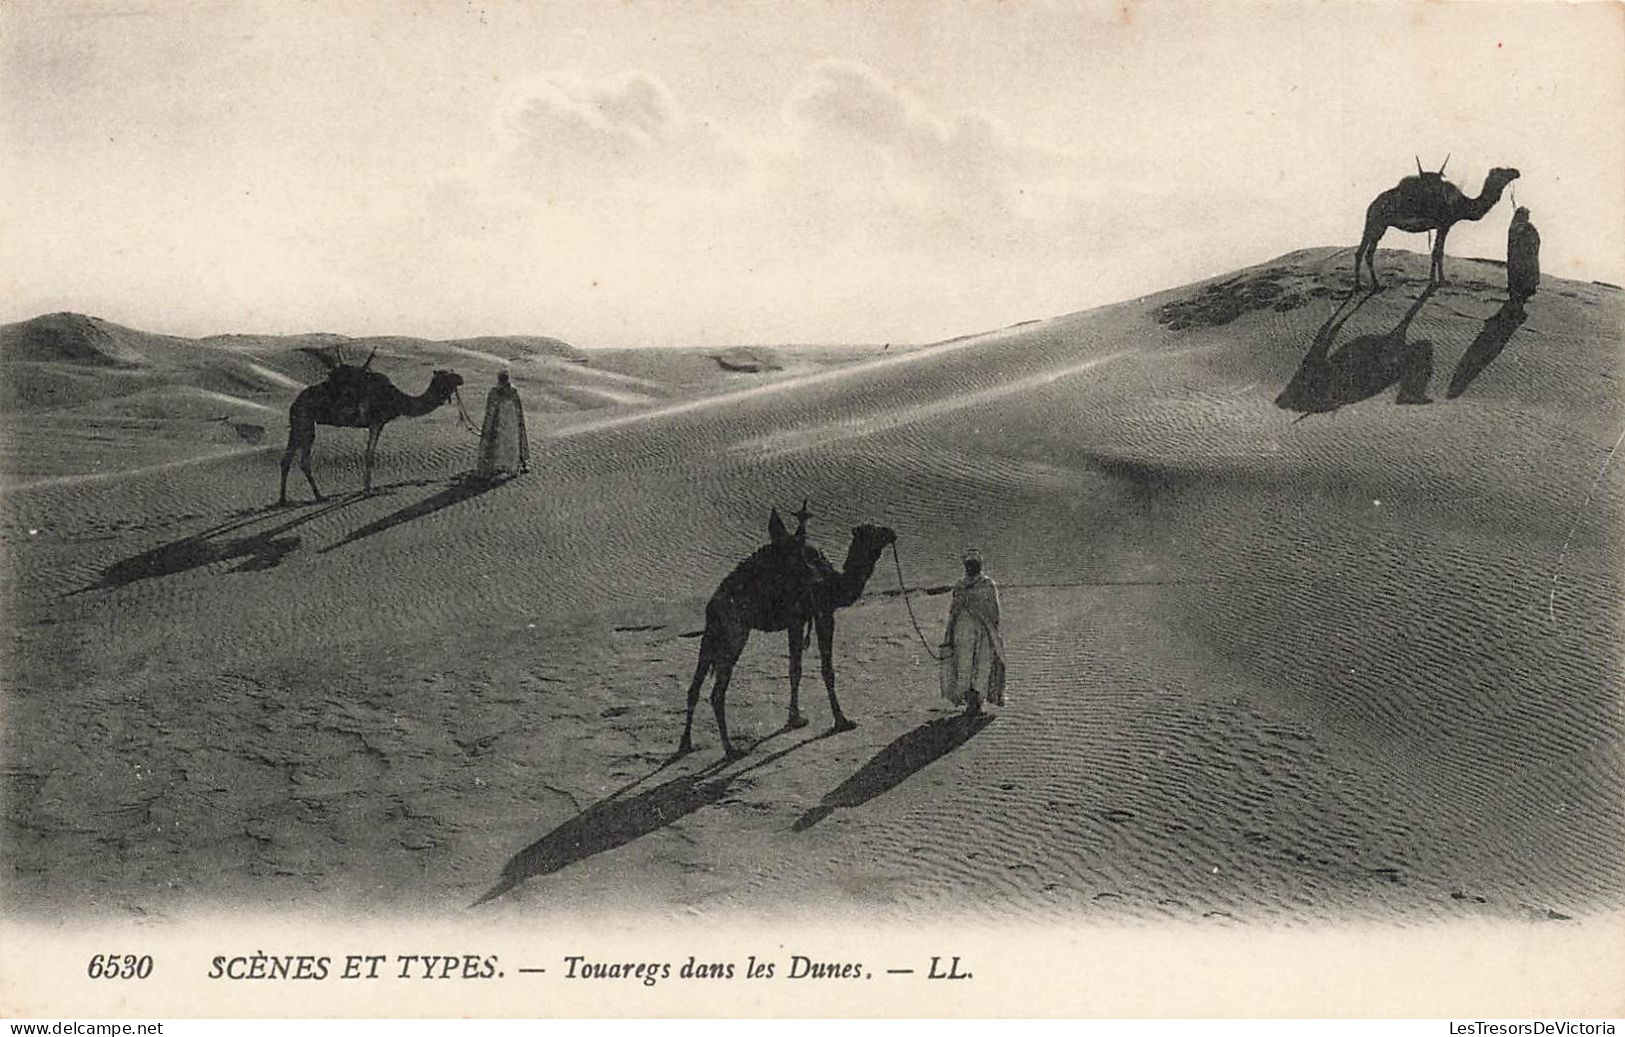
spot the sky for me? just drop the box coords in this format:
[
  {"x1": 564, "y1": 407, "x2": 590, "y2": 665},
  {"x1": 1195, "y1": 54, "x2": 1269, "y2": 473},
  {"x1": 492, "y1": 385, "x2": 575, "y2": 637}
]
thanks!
[{"x1": 2, "y1": 0, "x2": 1621, "y2": 347}]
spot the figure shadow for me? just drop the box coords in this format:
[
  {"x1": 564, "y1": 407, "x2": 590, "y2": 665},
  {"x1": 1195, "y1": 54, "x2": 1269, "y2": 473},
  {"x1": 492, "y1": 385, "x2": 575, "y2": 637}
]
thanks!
[
  {"x1": 474, "y1": 727, "x2": 833, "y2": 906},
  {"x1": 792, "y1": 712, "x2": 995, "y2": 832},
  {"x1": 317, "y1": 474, "x2": 506, "y2": 554},
  {"x1": 75, "y1": 494, "x2": 368, "y2": 594},
  {"x1": 1276, "y1": 286, "x2": 1437, "y2": 415},
  {"x1": 1446, "y1": 299, "x2": 1529, "y2": 399}
]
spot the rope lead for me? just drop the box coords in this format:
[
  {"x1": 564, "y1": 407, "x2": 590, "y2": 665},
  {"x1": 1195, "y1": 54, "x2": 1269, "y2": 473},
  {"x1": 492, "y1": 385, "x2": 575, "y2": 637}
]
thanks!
[
  {"x1": 891, "y1": 542, "x2": 945, "y2": 662},
  {"x1": 452, "y1": 388, "x2": 483, "y2": 438}
]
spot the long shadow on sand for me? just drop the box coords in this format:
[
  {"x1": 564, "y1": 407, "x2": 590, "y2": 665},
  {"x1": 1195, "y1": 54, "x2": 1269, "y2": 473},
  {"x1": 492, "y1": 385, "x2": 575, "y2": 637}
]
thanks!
[
  {"x1": 77, "y1": 494, "x2": 371, "y2": 593},
  {"x1": 318, "y1": 474, "x2": 507, "y2": 554},
  {"x1": 792, "y1": 713, "x2": 995, "y2": 831},
  {"x1": 1276, "y1": 286, "x2": 1437, "y2": 415},
  {"x1": 475, "y1": 727, "x2": 835, "y2": 905},
  {"x1": 1446, "y1": 300, "x2": 1529, "y2": 399}
]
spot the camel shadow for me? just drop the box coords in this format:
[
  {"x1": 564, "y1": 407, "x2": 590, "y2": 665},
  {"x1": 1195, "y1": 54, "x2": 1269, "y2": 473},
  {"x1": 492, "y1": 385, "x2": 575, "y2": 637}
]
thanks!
[
  {"x1": 1276, "y1": 286, "x2": 1437, "y2": 415},
  {"x1": 792, "y1": 712, "x2": 995, "y2": 832},
  {"x1": 474, "y1": 727, "x2": 833, "y2": 906},
  {"x1": 317, "y1": 474, "x2": 506, "y2": 554},
  {"x1": 1446, "y1": 299, "x2": 1529, "y2": 399},
  {"x1": 76, "y1": 494, "x2": 368, "y2": 594}
]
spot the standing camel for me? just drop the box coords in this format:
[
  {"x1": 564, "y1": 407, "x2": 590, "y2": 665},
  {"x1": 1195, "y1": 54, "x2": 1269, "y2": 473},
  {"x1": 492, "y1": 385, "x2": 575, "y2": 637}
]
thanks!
[
  {"x1": 1353, "y1": 159, "x2": 1520, "y2": 290},
  {"x1": 279, "y1": 366, "x2": 464, "y2": 504},
  {"x1": 679, "y1": 513, "x2": 897, "y2": 758}
]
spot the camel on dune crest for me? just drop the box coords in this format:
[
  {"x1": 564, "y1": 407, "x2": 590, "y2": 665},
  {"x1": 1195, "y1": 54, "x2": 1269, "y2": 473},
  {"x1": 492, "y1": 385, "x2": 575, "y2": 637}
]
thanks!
[
  {"x1": 680, "y1": 505, "x2": 897, "y2": 758},
  {"x1": 279, "y1": 356, "x2": 464, "y2": 503},
  {"x1": 1353, "y1": 157, "x2": 1520, "y2": 290}
]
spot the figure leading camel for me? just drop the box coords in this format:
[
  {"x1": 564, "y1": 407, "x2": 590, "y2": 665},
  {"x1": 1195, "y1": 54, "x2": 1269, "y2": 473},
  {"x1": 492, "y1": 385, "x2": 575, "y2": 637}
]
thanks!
[
  {"x1": 680, "y1": 509, "x2": 897, "y2": 758},
  {"x1": 1353, "y1": 158, "x2": 1520, "y2": 290},
  {"x1": 279, "y1": 360, "x2": 464, "y2": 504}
]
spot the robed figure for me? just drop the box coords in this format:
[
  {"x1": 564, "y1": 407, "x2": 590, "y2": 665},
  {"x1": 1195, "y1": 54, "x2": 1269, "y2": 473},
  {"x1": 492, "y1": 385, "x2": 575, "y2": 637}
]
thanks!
[
  {"x1": 475, "y1": 371, "x2": 529, "y2": 478},
  {"x1": 940, "y1": 550, "x2": 1006, "y2": 715},
  {"x1": 1507, "y1": 206, "x2": 1541, "y2": 310}
]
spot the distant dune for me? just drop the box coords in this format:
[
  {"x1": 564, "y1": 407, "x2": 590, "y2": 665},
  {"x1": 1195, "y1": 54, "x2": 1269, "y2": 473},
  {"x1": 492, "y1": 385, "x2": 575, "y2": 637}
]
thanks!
[
  {"x1": 0, "y1": 313, "x2": 848, "y2": 484},
  {"x1": 2, "y1": 247, "x2": 1620, "y2": 928},
  {"x1": 0, "y1": 312, "x2": 160, "y2": 367},
  {"x1": 711, "y1": 346, "x2": 785, "y2": 373}
]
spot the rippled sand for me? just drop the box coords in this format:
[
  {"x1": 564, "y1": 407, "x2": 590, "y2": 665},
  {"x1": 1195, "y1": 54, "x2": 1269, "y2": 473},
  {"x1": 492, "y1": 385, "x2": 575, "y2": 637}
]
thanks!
[{"x1": 4, "y1": 248, "x2": 1620, "y2": 926}]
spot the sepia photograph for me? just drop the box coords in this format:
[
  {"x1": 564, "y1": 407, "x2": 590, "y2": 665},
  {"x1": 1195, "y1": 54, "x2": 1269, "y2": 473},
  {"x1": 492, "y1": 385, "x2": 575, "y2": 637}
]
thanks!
[{"x1": 1, "y1": 0, "x2": 1621, "y2": 1022}]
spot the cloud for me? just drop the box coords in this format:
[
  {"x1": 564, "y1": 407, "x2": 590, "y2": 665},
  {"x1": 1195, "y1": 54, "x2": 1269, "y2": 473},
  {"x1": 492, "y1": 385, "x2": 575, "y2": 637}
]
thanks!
[
  {"x1": 780, "y1": 60, "x2": 1075, "y2": 231},
  {"x1": 494, "y1": 70, "x2": 739, "y2": 197},
  {"x1": 432, "y1": 60, "x2": 1214, "y2": 344},
  {"x1": 476, "y1": 61, "x2": 1102, "y2": 258}
]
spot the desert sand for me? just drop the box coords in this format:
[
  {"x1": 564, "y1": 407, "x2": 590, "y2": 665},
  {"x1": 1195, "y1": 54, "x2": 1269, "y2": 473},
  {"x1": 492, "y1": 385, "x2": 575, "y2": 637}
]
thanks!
[{"x1": 2, "y1": 247, "x2": 1621, "y2": 927}]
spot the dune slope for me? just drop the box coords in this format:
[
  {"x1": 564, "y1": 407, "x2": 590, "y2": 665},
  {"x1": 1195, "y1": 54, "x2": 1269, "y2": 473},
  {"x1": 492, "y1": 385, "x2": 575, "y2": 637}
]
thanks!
[{"x1": 3, "y1": 248, "x2": 1620, "y2": 924}]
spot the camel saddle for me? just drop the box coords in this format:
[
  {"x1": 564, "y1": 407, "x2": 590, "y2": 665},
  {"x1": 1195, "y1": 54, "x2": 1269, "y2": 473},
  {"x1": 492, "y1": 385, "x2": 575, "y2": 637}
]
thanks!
[
  {"x1": 1393, "y1": 172, "x2": 1456, "y2": 211},
  {"x1": 322, "y1": 363, "x2": 393, "y2": 425}
]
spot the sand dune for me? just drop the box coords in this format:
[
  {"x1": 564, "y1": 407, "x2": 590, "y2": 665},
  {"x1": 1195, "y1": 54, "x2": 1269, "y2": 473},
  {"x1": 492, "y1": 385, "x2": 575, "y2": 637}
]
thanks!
[
  {"x1": 0, "y1": 313, "x2": 829, "y2": 484},
  {"x1": 2, "y1": 247, "x2": 1620, "y2": 927}
]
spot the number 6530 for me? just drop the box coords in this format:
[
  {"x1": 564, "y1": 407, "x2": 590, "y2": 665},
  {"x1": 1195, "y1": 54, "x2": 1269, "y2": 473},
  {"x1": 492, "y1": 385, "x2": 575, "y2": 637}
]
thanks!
[{"x1": 87, "y1": 954, "x2": 153, "y2": 979}]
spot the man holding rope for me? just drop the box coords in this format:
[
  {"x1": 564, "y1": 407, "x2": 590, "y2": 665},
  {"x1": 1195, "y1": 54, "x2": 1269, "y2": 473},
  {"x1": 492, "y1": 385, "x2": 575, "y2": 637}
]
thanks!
[{"x1": 940, "y1": 549, "x2": 1006, "y2": 717}]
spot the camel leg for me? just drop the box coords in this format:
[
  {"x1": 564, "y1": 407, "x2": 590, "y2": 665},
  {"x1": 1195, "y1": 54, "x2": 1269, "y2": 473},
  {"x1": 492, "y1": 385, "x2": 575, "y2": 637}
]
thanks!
[
  {"x1": 679, "y1": 643, "x2": 712, "y2": 754},
  {"x1": 815, "y1": 612, "x2": 856, "y2": 733},
  {"x1": 1354, "y1": 226, "x2": 1382, "y2": 291},
  {"x1": 363, "y1": 426, "x2": 382, "y2": 493},
  {"x1": 1431, "y1": 226, "x2": 1450, "y2": 285},
  {"x1": 786, "y1": 622, "x2": 809, "y2": 729},
  {"x1": 279, "y1": 438, "x2": 295, "y2": 505},
  {"x1": 299, "y1": 437, "x2": 321, "y2": 502},
  {"x1": 710, "y1": 660, "x2": 742, "y2": 759},
  {"x1": 282, "y1": 416, "x2": 316, "y2": 504}
]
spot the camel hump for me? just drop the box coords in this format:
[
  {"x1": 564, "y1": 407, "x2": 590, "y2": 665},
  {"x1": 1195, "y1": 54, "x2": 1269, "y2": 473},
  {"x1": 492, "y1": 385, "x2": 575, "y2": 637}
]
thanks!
[
  {"x1": 321, "y1": 363, "x2": 394, "y2": 422},
  {"x1": 321, "y1": 365, "x2": 391, "y2": 398},
  {"x1": 1394, "y1": 172, "x2": 1459, "y2": 210},
  {"x1": 718, "y1": 538, "x2": 833, "y2": 596}
]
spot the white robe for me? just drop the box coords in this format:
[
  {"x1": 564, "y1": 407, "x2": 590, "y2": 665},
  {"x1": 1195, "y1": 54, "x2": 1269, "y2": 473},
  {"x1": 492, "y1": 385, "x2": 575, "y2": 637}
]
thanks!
[
  {"x1": 475, "y1": 385, "x2": 529, "y2": 478},
  {"x1": 940, "y1": 573, "x2": 1006, "y2": 706}
]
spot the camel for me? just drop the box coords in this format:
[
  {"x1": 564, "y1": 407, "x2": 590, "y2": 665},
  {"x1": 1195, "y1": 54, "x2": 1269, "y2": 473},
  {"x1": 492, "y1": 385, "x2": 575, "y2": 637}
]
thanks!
[
  {"x1": 1353, "y1": 158, "x2": 1520, "y2": 290},
  {"x1": 278, "y1": 363, "x2": 464, "y2": 504},
  {"x1": 679, "y1": 511, "x2": 897, "y2": 758}
]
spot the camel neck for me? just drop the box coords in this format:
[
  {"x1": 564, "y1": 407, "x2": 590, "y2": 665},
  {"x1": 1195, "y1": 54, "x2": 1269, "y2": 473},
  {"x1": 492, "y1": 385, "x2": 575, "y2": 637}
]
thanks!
[
  {"x1": 1465, "y1": 180, "x2": 1508, "y2": 220},
  {"x1": 404, "y1": 386, "x2": 451, "y2": 417},
  {"x1": 831, "y1": 545, "x2": 881, "y2": 608}
]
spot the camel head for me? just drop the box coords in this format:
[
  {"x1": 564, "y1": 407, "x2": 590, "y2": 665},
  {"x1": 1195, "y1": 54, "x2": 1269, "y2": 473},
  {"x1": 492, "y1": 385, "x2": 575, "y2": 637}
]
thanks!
[
  {"x1": 851, "y1": 524, "x2": 897, "y2": 558},
  {"x1": 1472, "y1": 168, "x2": 1520, "y2": 212},
  {"x1": 427, "y1": 369, "x2": 464, "y2": 401}
]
